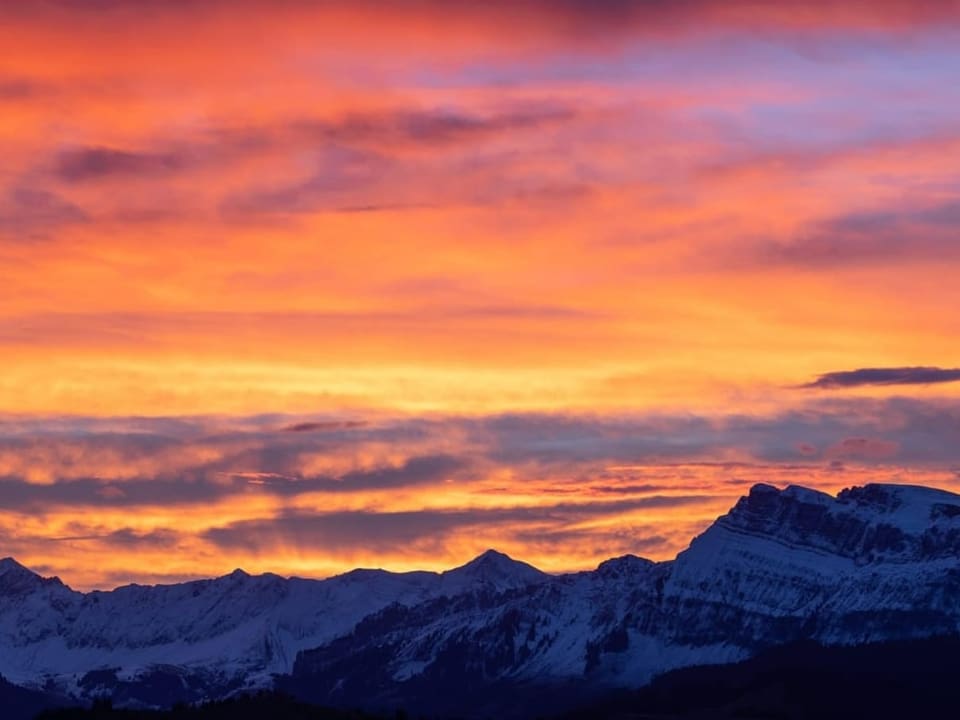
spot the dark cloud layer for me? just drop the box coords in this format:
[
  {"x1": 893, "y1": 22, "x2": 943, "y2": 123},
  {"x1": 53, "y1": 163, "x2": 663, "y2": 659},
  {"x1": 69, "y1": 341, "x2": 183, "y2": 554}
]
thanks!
[
  {"x1": 55, "y1": 146, "x2": 185, "y2": 182},
  {"x1": 0, "y1": 453, "x2": 466, "y2": 511},
  {"x1": 1, "y1": 398, "x2": 960, "y2": 516},
  {"x1": 804, "y1": 367, "x2": 960, "y2": 389},
  {"x1": 280, "y1": 420, "x2": 367, "y2": 433},
  {"x1": 203, "y1": 495, "x2": 712, "y2": 552}
]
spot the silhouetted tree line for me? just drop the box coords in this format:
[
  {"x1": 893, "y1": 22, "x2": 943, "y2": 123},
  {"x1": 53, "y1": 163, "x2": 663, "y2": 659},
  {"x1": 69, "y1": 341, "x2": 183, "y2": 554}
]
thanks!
[{"x1": 561, "y1": 635, "x2": 960, "y2": 720}]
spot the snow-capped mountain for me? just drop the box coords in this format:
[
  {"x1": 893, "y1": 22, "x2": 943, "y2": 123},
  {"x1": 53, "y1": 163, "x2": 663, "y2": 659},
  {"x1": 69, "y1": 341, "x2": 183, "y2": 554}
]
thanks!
[
  {"x1": 0, "y1": 549, "x2": 547, "y2": 703},
  {"x1": 3, "y1": 482, "x2": 960, "y2": 715},
  {"x1": 286, "y1": 483, "x2": 960, "y2": 715}
]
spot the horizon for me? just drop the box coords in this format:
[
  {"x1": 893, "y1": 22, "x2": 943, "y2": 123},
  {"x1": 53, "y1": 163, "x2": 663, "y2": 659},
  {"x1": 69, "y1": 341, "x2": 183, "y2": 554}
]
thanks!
[
  {"x1": 4, "y1": 478, "x2": 957, "y2": 592},
  {"x1": 3, "y1": 1, "x2": 960, "y2": 589},
  {"x1": 0, "y1": 546, "x2": 545, "y2": 591}
]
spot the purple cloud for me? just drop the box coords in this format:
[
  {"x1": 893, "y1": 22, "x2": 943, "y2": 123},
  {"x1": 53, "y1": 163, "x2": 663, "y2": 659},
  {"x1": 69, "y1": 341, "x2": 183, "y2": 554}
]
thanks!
[
  {"x1": 803, "y1": 367, "x2": 960, "y2": 389},
  {"x1": 0, "y1": 187, "x2": 87, "y2": 239},
  {"x1": 55, "y1": 146, "x2": 185, "y2": 182}
]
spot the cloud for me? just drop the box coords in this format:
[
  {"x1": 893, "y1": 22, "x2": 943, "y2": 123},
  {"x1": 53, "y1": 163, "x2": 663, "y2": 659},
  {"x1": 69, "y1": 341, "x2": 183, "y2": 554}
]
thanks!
[
  {"x1": 0, "y1": 77, "x2": 37, "y2": 100},
  {"x1": 759, "y1": 200, "x2": 960, "y2": 269},
  {"x1": 51, "y1": 527, "x2": 182, "y2": 549},
  {"x1": 203, "y1": 495, "x2": 714, "y2": 553},
  {"x1": 0, "y1": 451, "x2": 468, "y2": 511},
  {"x1": 13, "y1": 102, "x2": 582, "y2": 225},
  {"x1": 280, "y1": 420, "x2": 367, "y2": 433},
  {"x1": 334, "y1": 454, "x2": 465, "y2": 491},
  {"x1": 511, "y1": 525, "x2": 671, "y2": 559},
  {"x1": 803, "y1": 367, "x2": 960, "y2": 389},
  {"x1": 470, "y1": 412, "x2": 719, "y2": 464},
  {"x1": 589, "y1": 483, "x2": 671, "y2": 495},
  {"x1": 303, "y1": 106, "x2": 577, "y2": 147},
  {"x1": 213, "y1": 102, "x2": 585, "y2": 217},
  {"x1": 55, "y1": 146, "x2": 185, "y2": 182},
  {"x1": 0, "y1": 187, "x2": 87, "y2": 239},
  {"x1": 0, "y1": 307, "x2": 599, "y2": 351},
  {"x1": 5, "y1": 400, "x2": 960, "y2": 512},
  {"x1": 219, "y1": 145, "x2": 392, "y2": 216},
  {"x1": 0, "y1": 476, "x2": 231, "y2": 512},
  {"x1": 825, "y1": 437, "x2": 899, "y2": 460},
  {"x1": 6, "y1": 2, "x2": 958, "y2": 44},
  {"x1": 4, "y1": 404, "x2": 960, "y2": 587}
]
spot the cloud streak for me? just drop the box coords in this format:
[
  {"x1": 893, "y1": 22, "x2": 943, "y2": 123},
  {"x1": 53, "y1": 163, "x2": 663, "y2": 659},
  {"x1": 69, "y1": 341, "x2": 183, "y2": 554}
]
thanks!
[
  {"x1": 0, "y1": 187, "x2": 87, "y2": 239},
  {"x1": 281, "y1": 420, "x2": 367, "y2": 433},
  {"x1": 202, "y1": 495, "x2": 713, "y2": 553},
  {"x1": 803, "y1": 367, "x2": 960, "y2": 389},
  {"x1": 0, "y1": 452, "x2": 468, "y2": 510},
  {"x1": 761, "y1": 201, "x2": 960, "y2": 269},
  {"x1": 55, "y1": 146, "x2": 185, "y2": 182}
]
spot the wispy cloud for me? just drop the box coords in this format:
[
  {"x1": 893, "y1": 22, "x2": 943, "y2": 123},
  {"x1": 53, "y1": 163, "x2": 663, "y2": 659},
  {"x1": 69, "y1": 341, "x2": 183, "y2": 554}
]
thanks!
[
  {"x1": 55, "y1": 146, "x2": 185, "y2": 182},
  {"x1": 0, "y1": 187, "x2": 87, "y2": 239},
  {"x1": 762, "y1": 201, "x2": 960, "y2": 268},
  {"x1": 202, "y1": 496, "x2": 713, "y2": 554},
  {"x1": 803, "y1": 367, "x2": 960, "y2": 389},
  {"x1": 280, "y1": 420, "x2": 367, "y2": 433}
]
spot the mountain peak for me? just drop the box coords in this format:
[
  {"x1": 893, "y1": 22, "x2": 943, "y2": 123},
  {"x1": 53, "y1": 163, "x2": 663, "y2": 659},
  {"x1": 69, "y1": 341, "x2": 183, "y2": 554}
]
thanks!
[
  {"x1": 0, "y1": 557, "x2": 53, "y2": 596},
  {"x1": 441, "y1": 549, "x2": 547, "y2": 592},
  {"x1": 0, "y1": 557, "x2": 37, "y2": 578},
  {"x1": 0, "y1": 556, "x2": 25, "y2": 570},
  {"x1": 743, "y1": 482, "x2": 833, "y2": 506},
  {"x1": 458, "y1": 549, "x2": 544, "y2": 575},
  {"x1": 467, "y1": 548, "x2": 513, "y2": 565},
  {"x1": 596, "y1": 554, "x2": 657, "y2": 579}
]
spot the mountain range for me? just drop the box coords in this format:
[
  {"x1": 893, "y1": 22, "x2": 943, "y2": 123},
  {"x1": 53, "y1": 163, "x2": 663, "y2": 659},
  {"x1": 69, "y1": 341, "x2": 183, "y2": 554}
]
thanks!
[{"x1": 4, "y1": 482, "x2": 960, "y2": 718}]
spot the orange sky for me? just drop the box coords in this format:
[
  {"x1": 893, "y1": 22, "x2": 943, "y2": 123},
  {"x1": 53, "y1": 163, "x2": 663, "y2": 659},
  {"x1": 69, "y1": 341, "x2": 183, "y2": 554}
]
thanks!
[{"x1": 2, "y1": 1, "x2": 960, "y2": 589}]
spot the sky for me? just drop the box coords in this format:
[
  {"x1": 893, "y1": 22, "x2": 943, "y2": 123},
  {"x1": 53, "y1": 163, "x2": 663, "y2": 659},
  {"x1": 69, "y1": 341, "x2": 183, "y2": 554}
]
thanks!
[{"x1": 2, "y1": 0, "x2": 960, "y2": 589}]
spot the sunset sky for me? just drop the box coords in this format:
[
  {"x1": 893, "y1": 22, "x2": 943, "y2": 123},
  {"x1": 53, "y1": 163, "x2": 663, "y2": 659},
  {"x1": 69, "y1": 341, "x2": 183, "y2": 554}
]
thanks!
[{"x1": 3, "y1": 0, "x2": 960, "y2": 589}]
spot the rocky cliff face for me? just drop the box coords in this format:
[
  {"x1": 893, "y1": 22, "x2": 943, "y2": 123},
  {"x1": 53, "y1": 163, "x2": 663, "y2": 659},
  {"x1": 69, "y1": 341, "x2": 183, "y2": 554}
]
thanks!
[{"x1": 659, "y1": 483, "x2": 960, "y2": 650}]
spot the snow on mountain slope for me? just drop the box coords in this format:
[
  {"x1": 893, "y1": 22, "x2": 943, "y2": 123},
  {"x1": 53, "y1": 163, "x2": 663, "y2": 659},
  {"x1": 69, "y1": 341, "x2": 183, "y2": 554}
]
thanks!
[
  {"x1": 440, "y1": 549, "x2": 548, "y2": 594},
  {"x1": 661, "y1": 482, "x2": 960, "y2": 647},
  {"x1": 4, "y1": 482, "x2": 960, "y2": 711},
  {"x1": 288, "y1": 482, "x2": 960, "y2": 713},
  {"x1": 0, "y1": 550, "x2": 546, "y2": 694}
]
